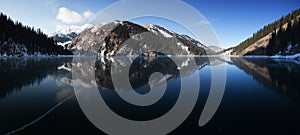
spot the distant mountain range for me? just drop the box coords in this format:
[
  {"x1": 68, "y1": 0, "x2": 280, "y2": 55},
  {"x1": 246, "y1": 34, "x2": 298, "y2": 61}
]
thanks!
[
  {"x1": 51, "y1": 23, "x2": 94, "y2": 49},
  {"x1": 0, "y1": 14, "x2": 215, "y2": 57},
  {"x1": 208, "y1": 45, "x2": 224, "y2": 53},
  {"x1": 0, "y1": 10, "x2": 221, "y2": 57},
  {"x1": 2, "y1": 8, "x2": 300, "y2": 57},
  {"x1": 67, "y1": 21, "x2": 215, "y2": 56},
  {"x1": 53, "y1": 9, "x2": 300, "y2": 57}
]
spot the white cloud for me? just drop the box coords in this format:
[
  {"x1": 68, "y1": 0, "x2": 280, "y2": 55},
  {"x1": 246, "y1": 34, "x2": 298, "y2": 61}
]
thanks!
[
  {"x1": 83, "y1": 11, "x2": 94, "y2": 18},
  {"x1": 56, "y1": 7, "x2": 94, "y2": 24}
]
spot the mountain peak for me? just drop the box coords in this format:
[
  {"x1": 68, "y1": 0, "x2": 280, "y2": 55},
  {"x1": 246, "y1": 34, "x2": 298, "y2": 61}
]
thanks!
[
  {"x1": 69, "y1": 20, "x2": 212, "y2": 56},
  {"x1": 143, "y1": 24, "x2": 154, "y2": 29}
]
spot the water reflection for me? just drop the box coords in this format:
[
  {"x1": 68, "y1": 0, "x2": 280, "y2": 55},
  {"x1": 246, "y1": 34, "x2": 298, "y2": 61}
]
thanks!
[
  {"x1": 118, "y1": 56, "x2": 300, "y2": 103},
  {"x1": 0, "y1": 57, "x2": 73, "y2": 134},
  {"x1": 94, "y1": 56, "x2": 209, "y2": 90},
  {"x1": 1, "y1": 56, "x2": 299, "y2": 103},
  {"x1": 0, "y1": 56, "x2": 300, "y2": 134},
  {"x1": 0, "y1": 58, "x2": 72, "y2": 99},
  {"x1": 231, "y1": 57, "x2": 300, "y2": 102}
]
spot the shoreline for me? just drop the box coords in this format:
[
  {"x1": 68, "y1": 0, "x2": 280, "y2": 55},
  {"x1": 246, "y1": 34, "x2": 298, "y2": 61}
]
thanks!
[
  {"x1": 240, "y1": 53, "x2": 300, "y2": 59},
  {"x1": 0, "y1": 54, "x2": 300, "y2": 60}
]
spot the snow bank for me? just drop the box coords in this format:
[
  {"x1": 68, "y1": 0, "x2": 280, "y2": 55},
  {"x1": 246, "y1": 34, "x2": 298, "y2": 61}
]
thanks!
[
  {"x1": 241, "y1": 53, "x2": 300, "y2": 59},
  {"x1": 270, "y1": 53, "x2": 300, "y2": 59},
  {"x1": 0, "y1": 53, "x2": 73, "y2": 58}
]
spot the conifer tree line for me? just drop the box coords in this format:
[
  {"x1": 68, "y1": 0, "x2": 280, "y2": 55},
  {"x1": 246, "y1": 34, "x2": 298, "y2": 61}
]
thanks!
[
  {"x1": 0, "y1": 12, "x2": 72, "y2": 56},
  {"x1": 266, "y1": 19, "x2": 300, "y2": 55},
  {"x1": 233, "y1": 9, "x2": 300, "y2": 55}
]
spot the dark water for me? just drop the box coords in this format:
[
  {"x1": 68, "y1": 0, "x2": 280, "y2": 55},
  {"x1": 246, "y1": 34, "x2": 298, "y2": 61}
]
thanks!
[{"x1": 0, "y1": 57, "x2": 300, "y2": 134}]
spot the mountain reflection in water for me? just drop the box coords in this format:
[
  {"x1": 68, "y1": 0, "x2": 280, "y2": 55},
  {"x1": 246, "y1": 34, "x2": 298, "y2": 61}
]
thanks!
[
  {"x1": 232, "y1": 57, "x2": 300, "y2": 102},
  {"x1": 94, "y1": 56, "x2": 209, "y2": 90},
  {"x1": 0, "y1": 56, "x2": 300, "y2": 134}
]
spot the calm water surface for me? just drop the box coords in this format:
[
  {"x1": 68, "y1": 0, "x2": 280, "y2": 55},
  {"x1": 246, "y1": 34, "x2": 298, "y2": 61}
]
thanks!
[{"x1": 0, "y1": 57, "x2": 300, "y2": 134}]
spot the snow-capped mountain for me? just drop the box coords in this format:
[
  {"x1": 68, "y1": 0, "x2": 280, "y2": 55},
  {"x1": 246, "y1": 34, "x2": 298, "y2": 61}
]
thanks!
[
  {"x1": 143, "y1": 24, "x2": 216, "y2": 54},
  {"x1": 55, "y1": 23, "x2": 95, "y2": 35},
  {"x1": 208, "y1": 46, "x2": 224, "y2": 53},
  {"x1": 52, "y1": 23, "x2": 94, "y2": 48},
  {"x1": 69, "y1": 21, "x2": 215, "y2": 56}
]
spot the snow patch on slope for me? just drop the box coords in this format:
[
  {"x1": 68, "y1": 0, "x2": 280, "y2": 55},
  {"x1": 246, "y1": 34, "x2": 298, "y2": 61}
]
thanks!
[
  {"x1": 57, "y1": 41, "x2": 71, "y2": 48},
  {"x1": 157, "y1": 28, "x2": 173, "y2": 38},
  {"x1": 144, "y1": 24, "x2": 173, "y2": 38}
]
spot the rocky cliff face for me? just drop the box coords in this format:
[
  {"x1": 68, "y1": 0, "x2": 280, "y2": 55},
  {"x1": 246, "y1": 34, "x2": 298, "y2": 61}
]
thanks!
[{"x1": 69, "y1": 21, "x2": 210, "y2": 56}]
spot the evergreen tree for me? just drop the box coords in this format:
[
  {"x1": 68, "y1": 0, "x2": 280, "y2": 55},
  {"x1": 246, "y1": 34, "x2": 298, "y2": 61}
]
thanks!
[
  {"x1": 0, "y1": 12, "x2": 72, "y2": 56},
  {"x1": 233, "y1": 8, "x2": 300, "y2": 55},
  {"x1": 266, "y1": 31, "x2": 276, "y2": 55}
]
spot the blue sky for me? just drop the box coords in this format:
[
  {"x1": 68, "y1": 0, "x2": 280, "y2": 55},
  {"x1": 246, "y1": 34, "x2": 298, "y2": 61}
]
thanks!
[{"x1": 0, "y1": 0, "x2": 299, "y2": 48}]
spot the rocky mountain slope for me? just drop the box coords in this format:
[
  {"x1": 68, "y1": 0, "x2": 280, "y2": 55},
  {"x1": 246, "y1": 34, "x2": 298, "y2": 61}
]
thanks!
[
  {"x1": 208, "y1": 46, "x2": 223, "y2": 53},
  {"x1": 69, "y1": 21, "x2": 213, "y2": 56},
  {"x1": 144, "y1": 24, "x2": 216, "y2": 55}
]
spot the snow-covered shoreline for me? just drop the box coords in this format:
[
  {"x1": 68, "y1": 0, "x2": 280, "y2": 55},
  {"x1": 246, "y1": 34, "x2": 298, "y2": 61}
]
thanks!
[
  {"x1": 241, "y1": 53, "x2": 300, "y2": 59},
  {"x1": 1, "y1": 53, "x2": 300, "y2": 60},
  {"x1": 0, "y1": 54, "x2": 74, "y2": 58}
]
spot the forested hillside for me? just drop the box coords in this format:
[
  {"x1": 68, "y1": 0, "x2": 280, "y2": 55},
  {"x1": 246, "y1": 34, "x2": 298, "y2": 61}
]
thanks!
[
  {"x1": 0, "y1": 13, "x2": 72, "y2": 56},
  {"x1": 232, "y1": 9, "x2": 300, "y2": 55},
  {"x1": 266, "y1": 18, "x2": 300, "y2": 55}
]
